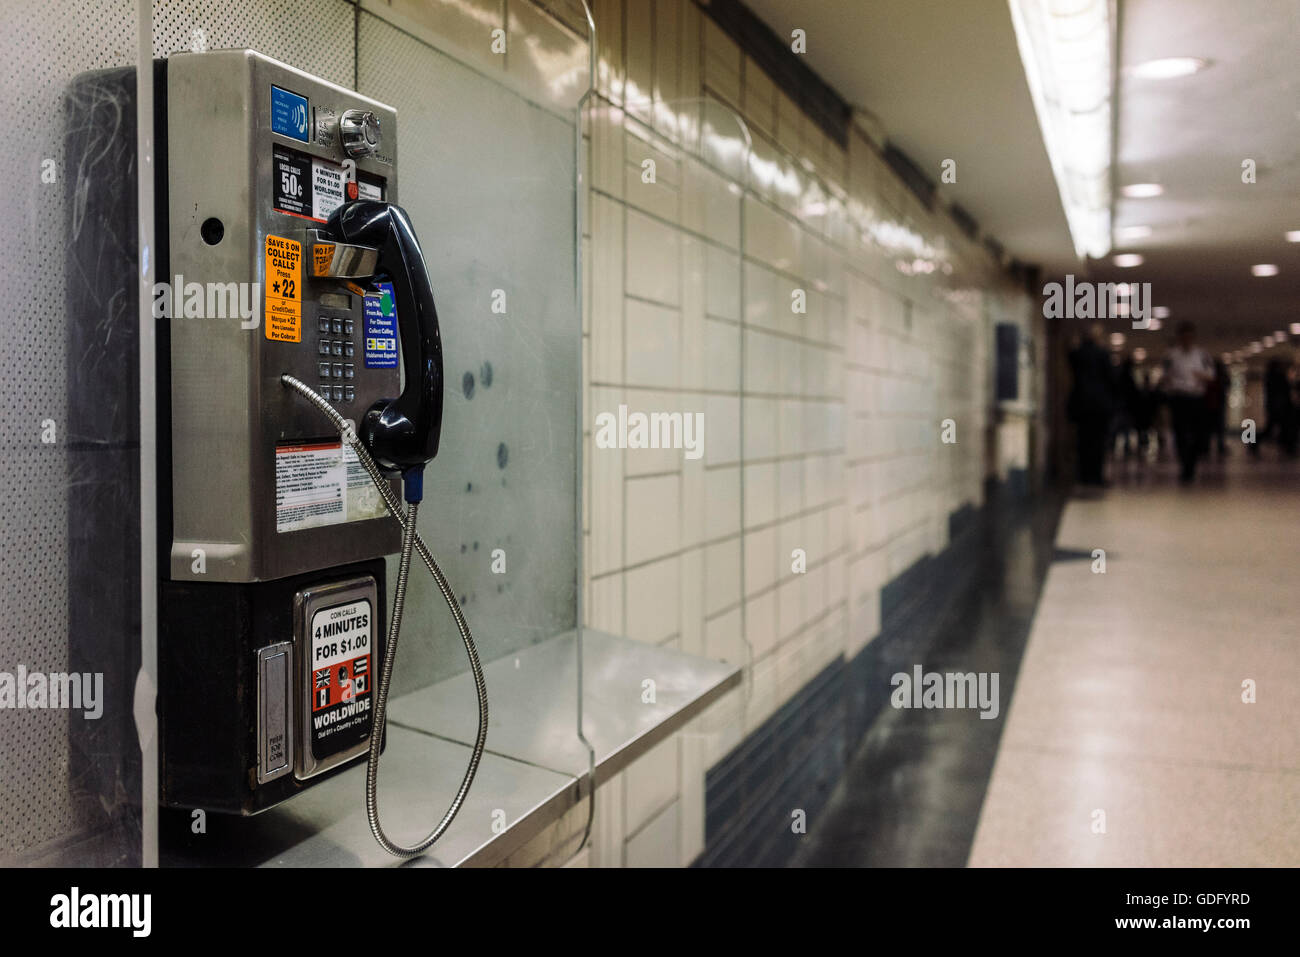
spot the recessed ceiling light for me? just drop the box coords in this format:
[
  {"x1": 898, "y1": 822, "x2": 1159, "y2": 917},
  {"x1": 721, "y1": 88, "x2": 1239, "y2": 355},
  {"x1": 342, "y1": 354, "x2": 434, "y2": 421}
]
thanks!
[
  {"x1": 1109, "y1": 333, "x2": 1126, "y2": 346},
  {"x1": 1122, "y1": 183, "x2": 1164, "y2": 198},
  {"x1": 1113, "y1": 253, "x2": 1144, "y2": 267},
  {"x1": 1251, "y1": 342, "x2": 1263, "y2": 353},
  {"x1": 1128, "y1": 57, "x2": 1209, "y2": 79},
  {"x1": 1133, "y1": 347, "x2": 1147, "y2": 361},
  {"x1": 1275, "y1": 330, "x2": 1288, "y2": 339},
  {"x1": 1116, "y1": 225, "x2": 1153, "y2": 240},
  {"x1": 1287, "y1": 230, "x2": 1300, "y2": 242},
  {"x1": 1153, "y1": 306, "x2": 1170, "y2": 319},
  {"x1": 1291, "y1": 322, "x2": 1300, "y2": 334},
  {"x1": 1252, "y1": 264, "x2": 1279, "y2": 277},
  {"x1": 1148, "y1": 318, "x2": 1162, "y2": 331}
]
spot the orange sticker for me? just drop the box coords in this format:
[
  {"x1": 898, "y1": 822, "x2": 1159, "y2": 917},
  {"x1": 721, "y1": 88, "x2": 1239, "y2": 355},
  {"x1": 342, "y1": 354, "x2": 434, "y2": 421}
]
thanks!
[
  {"x1": 312, "y1": 243, "x2": 335, "y2": 277},
  {"x1": 264, "y1": 234, "x2": 302, "y2": 342}
]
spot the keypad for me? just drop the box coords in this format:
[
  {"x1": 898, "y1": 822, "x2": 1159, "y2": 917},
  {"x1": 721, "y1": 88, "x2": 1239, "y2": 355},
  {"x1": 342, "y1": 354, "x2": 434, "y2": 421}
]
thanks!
[{"x1": 315, "y1": 310, "x2": 362, "y2": 404}]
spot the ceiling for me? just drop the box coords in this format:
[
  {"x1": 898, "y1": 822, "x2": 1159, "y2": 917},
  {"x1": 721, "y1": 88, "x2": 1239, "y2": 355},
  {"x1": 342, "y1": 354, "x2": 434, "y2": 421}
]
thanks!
[
  {"x1": 744, "y1": 0, "x2": 1300, "y2": 356},
  {"x1": 743, "y1": 0, "x2": 1077, "y2": 273},
  {"x1": 1101, "y1": 0, "x2": 1300, "y2": 355}
]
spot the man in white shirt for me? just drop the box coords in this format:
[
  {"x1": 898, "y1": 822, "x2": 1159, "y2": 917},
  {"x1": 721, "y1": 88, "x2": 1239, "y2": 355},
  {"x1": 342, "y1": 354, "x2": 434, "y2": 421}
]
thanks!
[{"x1": 1162, "y1": 322, "x2": 1215, "y2": 483}]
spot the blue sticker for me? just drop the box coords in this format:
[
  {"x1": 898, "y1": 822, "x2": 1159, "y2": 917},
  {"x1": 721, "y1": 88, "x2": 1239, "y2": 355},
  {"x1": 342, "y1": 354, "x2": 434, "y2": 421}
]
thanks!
[
  {"x1": 364, "y1": 282, "x2": 398, "y2": 368},
  {"x1": 271, "y1": 85, "x2": 310, "y2": 142}
]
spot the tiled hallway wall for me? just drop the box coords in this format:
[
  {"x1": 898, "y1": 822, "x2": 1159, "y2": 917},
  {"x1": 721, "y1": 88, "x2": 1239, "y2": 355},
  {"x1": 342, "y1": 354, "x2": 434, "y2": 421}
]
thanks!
[{"x1": 574, "y1": 0, "x2": 1038, "y2": 867}]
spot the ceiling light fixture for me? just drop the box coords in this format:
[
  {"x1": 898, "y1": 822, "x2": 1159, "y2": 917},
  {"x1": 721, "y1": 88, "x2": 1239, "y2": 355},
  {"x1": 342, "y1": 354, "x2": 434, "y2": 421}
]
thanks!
[
  {"x1": 1291, "y1": 323, "x2": 1300, "y2": 335},
  {"x1": 1121, "y1": 183, "x2": 1164, "y2": 198},
  {"x1": 1128, "y1": 57, "x2": 1209, "y2": 79},
  {"x1": 1153, "y1": 306, "x2": 1170, "y2": 319},
  {"x1": 1252, "y1": 264, "x2": 1279, "y2": 277},
  {"x1": 1007, "y1": 0, "x2": 1112, "y2": 259},
  {"x1": 1113, "y1": 253, "x2": 1144, "y2": 267},
  {"x1": 1116, "y1": 225, "x2": 1152, "y2": 241},
  {"x1": 1286, "y1": 230, "x2": 1300, "y2": 242}
]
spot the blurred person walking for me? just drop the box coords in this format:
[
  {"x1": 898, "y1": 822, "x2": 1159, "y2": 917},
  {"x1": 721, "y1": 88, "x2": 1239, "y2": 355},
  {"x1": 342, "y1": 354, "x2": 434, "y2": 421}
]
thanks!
[
  {"x1": 1252, "y1": 357, "x2": 1297, "y2": 458},
  {"x1": 1068, "y1": 323, "x2": 1117, "y2": 487},
  {"x1": 1162, "y1": 322, "x2": 1215, "y2": 483},
  {"x1": 1206, "y1": 357, "x2": 1229, "y2": 458},
  {"x1": 1133, "y1": 364, "x2": 1158, "y2": 460}
]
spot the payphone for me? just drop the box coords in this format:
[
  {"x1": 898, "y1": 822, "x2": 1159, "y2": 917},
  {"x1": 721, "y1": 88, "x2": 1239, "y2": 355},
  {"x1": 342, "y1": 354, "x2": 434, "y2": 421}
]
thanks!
[{"x1": 69, "y1": 49, "x2": 487, "y2": 858}]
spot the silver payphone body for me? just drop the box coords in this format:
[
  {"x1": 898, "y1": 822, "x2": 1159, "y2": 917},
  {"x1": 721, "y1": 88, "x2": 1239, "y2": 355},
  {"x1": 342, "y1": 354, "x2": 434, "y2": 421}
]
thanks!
[
  {"x1": 136, "y1": 50, "x2": 484, "y2": 848},
  {"x1": 165, "y1": 51, "x2": 400, "y2": 585},
  {"x1": 160, "y1": 52, "x2": 400, "y2": 800}
]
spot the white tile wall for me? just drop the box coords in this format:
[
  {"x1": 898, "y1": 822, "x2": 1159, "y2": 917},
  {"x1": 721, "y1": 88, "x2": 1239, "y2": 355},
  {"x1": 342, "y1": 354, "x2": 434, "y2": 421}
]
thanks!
[{"x1": 575, "y1": 0, "x2": 1030, "y2": 868}]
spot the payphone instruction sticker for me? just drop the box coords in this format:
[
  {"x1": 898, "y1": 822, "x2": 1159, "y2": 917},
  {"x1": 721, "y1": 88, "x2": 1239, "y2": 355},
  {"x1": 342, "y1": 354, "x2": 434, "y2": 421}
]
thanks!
[
  {"x1": 271, "y1": 85, "x2": 310, "y2": 143},
  {"x1": 275, "y1": 440, "x2": 387, "y2": 533},
  {"x1": 273, "y1": 144, "x2": 385, "y2": 223},
  {"x1": 309, "y1": 598, "x2": 373, "y2": 758},
  {"x1": 264, "y1": 234, "x2": 302, "y2": 342},
  {"x1": 364, "y1": 282, "x2": 398, "y2": 368}
]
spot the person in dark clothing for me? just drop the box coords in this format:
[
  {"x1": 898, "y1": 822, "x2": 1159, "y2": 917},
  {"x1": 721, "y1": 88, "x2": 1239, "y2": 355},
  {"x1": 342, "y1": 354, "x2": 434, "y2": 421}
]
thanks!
[
  {"x1": 1255, "y1": 357, "x2": 1297, "y2": 458},
  {"x1": 1067, "y1": 324, "x2": 1116, "y2": 486},
  {"x1": 1162, "y1": 322, "x2": 1215, "y2": 483},
  {"x1": 1205, "y1": 358, "x2": 1229, "y2": 458},
  {"x1": 1132, "y1": 365, "x2": 1157, "y2": 459},
  {"x1": 1113, "y1": 356, "x2": 1141, "y2": 459}
]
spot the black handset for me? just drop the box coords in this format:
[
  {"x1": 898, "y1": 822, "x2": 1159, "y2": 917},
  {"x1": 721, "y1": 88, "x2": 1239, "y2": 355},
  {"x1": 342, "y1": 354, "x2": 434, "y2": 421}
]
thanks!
[{"x1": 325, "y1": 201, "x2": 443, "y2": 497}]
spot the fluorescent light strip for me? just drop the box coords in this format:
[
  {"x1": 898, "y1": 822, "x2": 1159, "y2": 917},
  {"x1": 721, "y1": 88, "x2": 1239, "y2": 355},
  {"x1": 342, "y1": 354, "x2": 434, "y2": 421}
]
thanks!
[
  {"x1": 1007, "y1": 0, "x2": 1113, "y2": 260},
  {"x1": 1128, "y1": 57, "x2": 1208, "y2": 79}
]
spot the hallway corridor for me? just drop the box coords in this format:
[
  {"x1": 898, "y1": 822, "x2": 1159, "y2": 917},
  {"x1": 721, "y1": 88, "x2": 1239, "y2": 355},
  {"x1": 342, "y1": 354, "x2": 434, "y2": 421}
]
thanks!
[{"x1": 970, "y1": 454, "x2": 1300, "y2": 866}]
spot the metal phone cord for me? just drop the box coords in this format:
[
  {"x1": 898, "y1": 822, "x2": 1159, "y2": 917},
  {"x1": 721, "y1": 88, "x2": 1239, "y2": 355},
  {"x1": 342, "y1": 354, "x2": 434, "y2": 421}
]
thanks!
[{"x1": 282, "y1": 374, "x2": 489, "y2": 859}]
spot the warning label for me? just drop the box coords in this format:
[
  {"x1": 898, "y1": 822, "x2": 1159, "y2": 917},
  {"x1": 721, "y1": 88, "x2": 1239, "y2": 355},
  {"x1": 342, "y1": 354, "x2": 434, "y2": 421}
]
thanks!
[
  {"x1": 275, "y1": 440, "x2": 387, "y2": 532},
  {"x1": 309, "y1": 598, "x2": 373, "y2": 757},
  {"x1": 264, "y1": 234, "x2": 302, "y2": 342},
  {"x1": 312, "y1": 242, "x2": 336, "y2": 277}
]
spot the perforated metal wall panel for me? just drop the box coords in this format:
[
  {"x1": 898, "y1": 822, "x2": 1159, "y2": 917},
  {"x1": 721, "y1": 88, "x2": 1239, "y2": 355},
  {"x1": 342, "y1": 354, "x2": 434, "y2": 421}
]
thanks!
[
  {"x1": 152, "y1": 0, "x2": 356, "y2": 88},
  {"x1": 0, "y1": 0, "x2": 140, "y2": 864}
]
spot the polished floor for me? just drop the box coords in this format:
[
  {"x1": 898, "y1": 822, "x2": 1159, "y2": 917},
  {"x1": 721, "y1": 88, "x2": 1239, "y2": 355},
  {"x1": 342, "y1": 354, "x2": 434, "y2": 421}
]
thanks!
[
  {"x1": 971, "y1": 450, "x2": 1300, "y2": 866},
  {"x1": 799, "y1": 446, "x2": 1300, "y2": 867},
  {"x1": 795, "y1": 483, "x2": 1065, "y2": 866}
]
